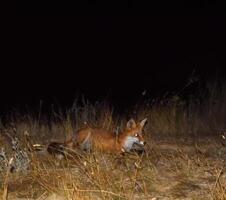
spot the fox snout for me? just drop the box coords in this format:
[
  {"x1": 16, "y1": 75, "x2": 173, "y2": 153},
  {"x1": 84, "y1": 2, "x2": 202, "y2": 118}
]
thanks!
[
  {"x1": 137, "y1": 134, "x2": 146, "y2": 146},
  {"x1": 139, "y1": 140, "x2": 146, "y2": 146}
]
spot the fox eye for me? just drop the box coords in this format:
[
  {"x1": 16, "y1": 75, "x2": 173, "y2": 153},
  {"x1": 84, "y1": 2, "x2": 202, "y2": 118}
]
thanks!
[{"x1": 134, "y1": 133, "x2": 138, "y2": 137}]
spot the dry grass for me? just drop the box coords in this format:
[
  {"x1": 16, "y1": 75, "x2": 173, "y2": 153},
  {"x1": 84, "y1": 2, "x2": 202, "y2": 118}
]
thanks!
[{"x1": 0, "y1": 80, "x2": 226, "y2": 199}]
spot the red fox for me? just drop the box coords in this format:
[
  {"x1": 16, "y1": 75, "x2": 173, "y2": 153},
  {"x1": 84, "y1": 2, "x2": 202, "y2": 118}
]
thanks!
[{"x1": 47, "y1": 118, "x2": 147, "y2": 157}]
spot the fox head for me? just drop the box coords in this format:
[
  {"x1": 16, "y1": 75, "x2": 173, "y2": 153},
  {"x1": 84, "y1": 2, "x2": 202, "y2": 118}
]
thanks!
[{"x1": 121, "y1": 118, "x2": 147, "y2": 152}]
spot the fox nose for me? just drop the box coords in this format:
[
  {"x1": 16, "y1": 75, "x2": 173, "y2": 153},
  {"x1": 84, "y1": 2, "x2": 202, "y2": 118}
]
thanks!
[{"x1": 140, "y1": 141, "x2": 146, "y2": 145}]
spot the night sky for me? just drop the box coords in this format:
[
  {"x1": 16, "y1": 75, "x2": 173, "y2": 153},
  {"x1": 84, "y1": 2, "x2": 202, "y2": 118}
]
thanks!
[{"x1": 2, "y1": 3, "x2": 226, "y2": 115}]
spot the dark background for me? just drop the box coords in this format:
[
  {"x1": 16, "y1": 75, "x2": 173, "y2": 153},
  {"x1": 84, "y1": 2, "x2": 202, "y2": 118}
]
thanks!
[{"x1": 1, "y1": 2, "x2": 226, "y2": 116}]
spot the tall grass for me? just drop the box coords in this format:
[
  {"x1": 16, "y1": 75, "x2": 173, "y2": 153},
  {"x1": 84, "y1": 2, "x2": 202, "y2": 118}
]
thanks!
[
  {"x1": 137, "y1": 79, "x2": 226, "y2": 138},
  {"x1": 1, "y1": 79, "x2": 226, "y2": 143}
]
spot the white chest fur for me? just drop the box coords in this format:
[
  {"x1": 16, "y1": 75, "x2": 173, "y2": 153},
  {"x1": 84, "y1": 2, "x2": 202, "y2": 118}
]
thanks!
[{"x1": 122, "y1": 136, "x2": 140, "y2": 152}]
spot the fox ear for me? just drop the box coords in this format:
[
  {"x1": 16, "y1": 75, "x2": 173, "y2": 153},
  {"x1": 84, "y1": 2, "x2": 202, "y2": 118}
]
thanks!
[
  {"x1": 140, "y1": 118, "x2": 147, "y2": 128},
  {"x1": 126, "y1": 118, "x2": 136, "y2": 129}
]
